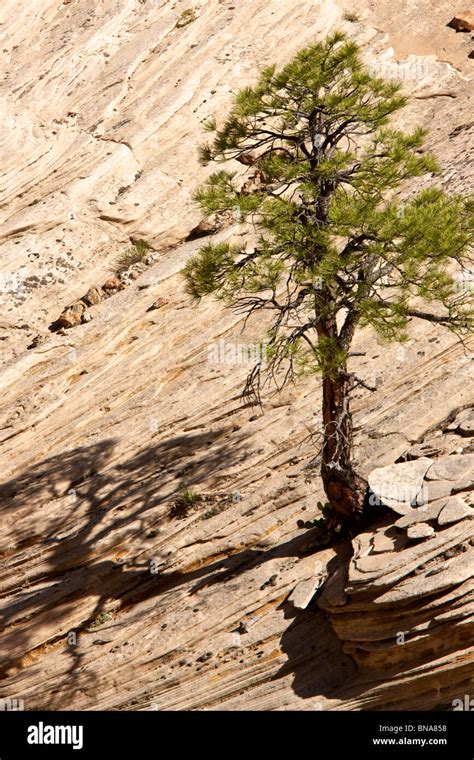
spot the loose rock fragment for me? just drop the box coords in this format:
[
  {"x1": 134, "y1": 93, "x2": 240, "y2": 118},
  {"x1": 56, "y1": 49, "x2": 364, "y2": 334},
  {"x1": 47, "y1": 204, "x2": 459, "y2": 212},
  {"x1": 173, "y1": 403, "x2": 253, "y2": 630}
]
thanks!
[
  {"x1": 407, "y1": 523, "x2": 435, "y2": 540},
  {"x1": 368, "y1": 458, "x2": 432, "y2": 514},
  {"x1": 395, "y1": 500, "x2": 446, "y2": 528},
  {"x1": 447, "y1": 12, "x2": 474, "y2": 32},
  {"x1": 458, "y1": 416, "x2": 474, "y2": 437},
  {"x1": 425, "y1": 454, "x2": 474, "y2": 481},
  {"x1": 423, "y1": 479, "x2": 454, "y2": 502},
  {"x1": 438, "y1": 496, "x2": 473, "y2": 526},
  {"x1": 82, "y1": 286, "x2": 104, "y2": 306},
  {"x1": 103, "y1": 276, "x2": 123, "y2": 291},
  {"x1": 318, "y1": 565, "x2": 348, "y2": 608},
  {"x1": 371, "y1": 533, "x2": 396, "y2": 553},
  {"x1": 288, "y1": 575, "x2": 325, "y2": 610},
  {"x1": 147, "y1": 298, "x2": 169, "y2": 311},
  {"x1": 57, "y1": 300, "x2": 87, "y2": 328}
]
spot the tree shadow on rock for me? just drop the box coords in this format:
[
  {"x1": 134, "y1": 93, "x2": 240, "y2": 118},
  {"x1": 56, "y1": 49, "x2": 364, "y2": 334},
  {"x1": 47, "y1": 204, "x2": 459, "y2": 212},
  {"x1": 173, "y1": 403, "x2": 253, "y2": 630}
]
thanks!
[
  {"x1": 273, "y1": 541, "x2": 359, "y2": 705},
  {"x1": 1, "y1": 427, "x2": 334, "y2": 708},
  {"x1": 0, "y1": 428, "x2": 254, "y2": 706}
]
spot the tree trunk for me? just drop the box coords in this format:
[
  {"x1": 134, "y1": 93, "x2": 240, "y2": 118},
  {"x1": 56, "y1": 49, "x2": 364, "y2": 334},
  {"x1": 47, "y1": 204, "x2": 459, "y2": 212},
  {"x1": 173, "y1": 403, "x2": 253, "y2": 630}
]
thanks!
[{"x1": 320, "y1": 371, "x2": 367, "y2": 522}]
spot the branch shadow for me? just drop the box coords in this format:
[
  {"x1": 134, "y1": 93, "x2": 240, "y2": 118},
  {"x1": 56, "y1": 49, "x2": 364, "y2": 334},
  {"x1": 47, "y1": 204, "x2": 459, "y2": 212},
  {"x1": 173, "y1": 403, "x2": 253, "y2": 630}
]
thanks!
[
  {"x1": 0, "y1": 428, "x2": 337, "y2": 709},
  {"x1": 0, "y1": 429, "x2": 251, "y2": 706}
]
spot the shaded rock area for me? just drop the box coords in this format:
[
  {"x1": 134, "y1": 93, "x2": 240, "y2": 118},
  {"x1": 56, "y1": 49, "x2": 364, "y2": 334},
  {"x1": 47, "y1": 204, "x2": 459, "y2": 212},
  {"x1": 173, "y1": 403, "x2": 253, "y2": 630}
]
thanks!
[
  {"x1": 447, "y1": 12, "x2": 474, "y2": 32},
  {"x1": 319, "y1": 453, "x2": 473, "y2": 710}
]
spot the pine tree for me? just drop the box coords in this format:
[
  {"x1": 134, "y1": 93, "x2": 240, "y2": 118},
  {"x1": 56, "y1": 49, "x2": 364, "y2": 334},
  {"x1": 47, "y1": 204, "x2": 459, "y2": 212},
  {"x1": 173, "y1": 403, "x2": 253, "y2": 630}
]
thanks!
[{"x1": 183, "y1": 32, "x2": 474, "y2": 528}]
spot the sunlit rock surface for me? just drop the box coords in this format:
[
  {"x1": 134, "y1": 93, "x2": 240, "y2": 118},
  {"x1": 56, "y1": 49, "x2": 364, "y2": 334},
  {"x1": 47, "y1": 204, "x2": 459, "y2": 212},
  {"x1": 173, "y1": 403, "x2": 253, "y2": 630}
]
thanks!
[{"x1": 0, "y1": 0, "x2": 472, "y2": 710}]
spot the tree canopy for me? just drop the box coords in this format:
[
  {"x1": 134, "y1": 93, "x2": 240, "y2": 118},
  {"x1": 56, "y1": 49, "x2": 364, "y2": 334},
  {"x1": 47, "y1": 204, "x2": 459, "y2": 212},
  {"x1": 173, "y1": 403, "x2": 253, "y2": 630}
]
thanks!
[{"x1": 183, "y1": 31, "x2": 474, "y2": 524}]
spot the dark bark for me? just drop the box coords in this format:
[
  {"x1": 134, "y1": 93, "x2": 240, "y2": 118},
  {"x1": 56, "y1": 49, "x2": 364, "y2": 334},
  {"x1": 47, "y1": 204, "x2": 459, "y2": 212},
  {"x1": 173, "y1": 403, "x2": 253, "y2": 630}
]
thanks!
[{"x1": 320, "y1": 371, "x2": 367, "y2": 522}]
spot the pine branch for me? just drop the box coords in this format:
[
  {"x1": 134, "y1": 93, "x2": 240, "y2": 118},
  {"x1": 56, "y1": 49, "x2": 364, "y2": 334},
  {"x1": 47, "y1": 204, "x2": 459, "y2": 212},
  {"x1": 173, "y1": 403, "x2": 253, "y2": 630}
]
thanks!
[{"x1": 405, "y1": 309, "x2": 471, "y2": 328}]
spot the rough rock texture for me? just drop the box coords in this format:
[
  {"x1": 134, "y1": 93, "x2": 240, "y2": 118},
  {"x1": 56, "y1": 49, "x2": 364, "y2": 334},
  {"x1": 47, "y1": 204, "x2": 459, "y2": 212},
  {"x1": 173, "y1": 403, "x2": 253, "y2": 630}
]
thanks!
[
  {"x1": 320, "y1": 455, "x2": 473, "y2": 710},
  {"x1": 56, "y1": 300, "x2": 87, "y2": 328},
  {"x1": 438, "y1": 496, "x2": 473, "y2": 525},
  {"x1": 1, "y1": 0, "x2": 473, "y2": 365},
  {"x1": 369, "y1": 454, "x2": 474, "y2": 541},
  {"x1": 448, "y1": 12, "x2": 474, "y2": 32},
  {"x1": 407, "y1": 523, "x2": 435, "y2": 539},
  {"x1": 368, "y1": 458, "x2": 432, "y2": 514},
  {"x1": 0, "y1": 0, "x2": 473, "y2": 712}
]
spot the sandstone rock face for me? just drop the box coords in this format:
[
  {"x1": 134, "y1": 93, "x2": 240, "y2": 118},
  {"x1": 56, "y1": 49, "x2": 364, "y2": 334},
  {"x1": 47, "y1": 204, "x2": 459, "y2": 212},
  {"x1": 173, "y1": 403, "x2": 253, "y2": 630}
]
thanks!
[
  {"x1": 0, "y1": 0, "x2": 472, "y2": 366},
  {"x1": 320, "y1": 455, "x2": 474, "y2": 710},
  {"x1": 0, "y1": 0, "x2": 473, "y2": 713}
]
